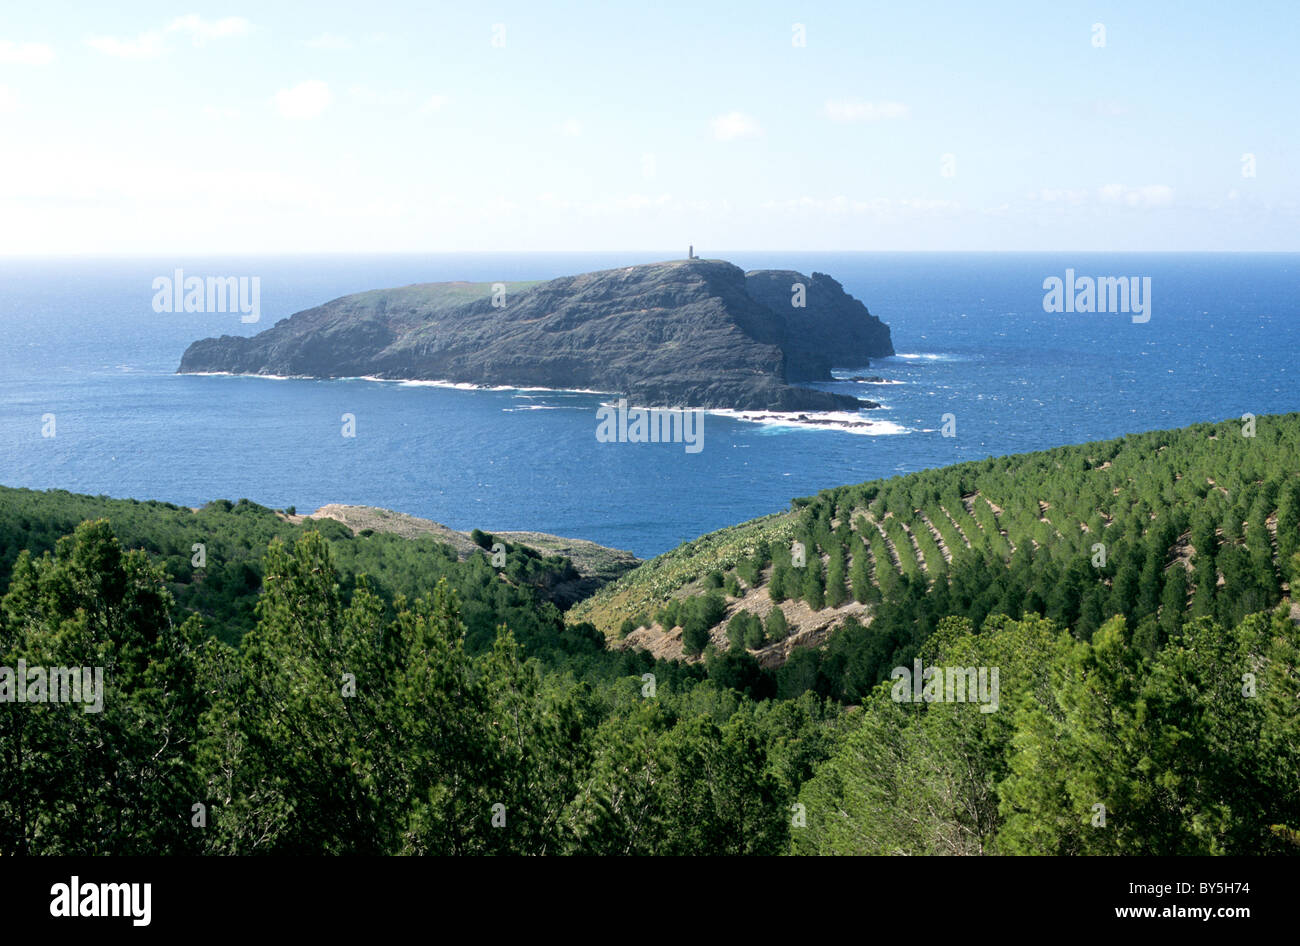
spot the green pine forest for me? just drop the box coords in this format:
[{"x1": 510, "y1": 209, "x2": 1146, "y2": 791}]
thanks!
[{"x1": 2, "y1": 412, "x2": 1298, "y2": 854}]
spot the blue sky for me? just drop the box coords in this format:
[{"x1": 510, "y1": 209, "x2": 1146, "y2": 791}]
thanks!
[{"x1": 0, "y1": 1, "x2": 1295, "y2": 253}]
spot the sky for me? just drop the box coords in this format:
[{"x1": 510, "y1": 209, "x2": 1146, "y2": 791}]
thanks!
[{"x1": 0, "y1": 1, "x2": 1295, "y2": 254}]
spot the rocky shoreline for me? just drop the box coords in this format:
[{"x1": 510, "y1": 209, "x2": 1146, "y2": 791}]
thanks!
[{"x1": 179, "y1": 258, "x2": 894, "y2": 413}]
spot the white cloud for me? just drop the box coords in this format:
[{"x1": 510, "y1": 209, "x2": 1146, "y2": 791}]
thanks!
[
  {"x1": 712, "y1": 111, "x2": 761, "y2": 141},
  {"x1": 1035, "y1": 187, "x2": 1089, "y2": 205},
  {"x1": 558, "y1": 117, "x2": 582, "y2": 136},
  {"x1": 168, "y1": 15, "x2": 251, "y2": 45},
  {"x1": 0, "y1": 147, "x2": 322, "y2": 207},
  {"x1": 534, "y1": 192, "x2": 674, "y2": 215},
  {"x1": 821, "y1": 100, "x2": 910, "y2": 122},
  {"x1": 0, "y1": 85, "x2": 17, "y2": 113},
  {"x1": 304, "y1": 33, "x2": 351, "y2": 50},
  {"x1": 349, "y1": 86, "x2": 415, "y2": 107},
  {"x1": 760, "y1": 195, "x2": 960, "y2": 215},
  {"x1": 87, "y1": 16, "x2": 250, "y2": 58},
  {"x1": 605, "y1": 193, "x2": 673, "y2": 211},
  {"x1": 1031, "y1": 185, "x2": 1174, "y2": 209},
  {"x1": 0, "y1": 40, "x2": 54, "y2": 65},
  {"x1": 420, "y1": 93, "x2": 449, "y2": 113},
  {"x1": 86, "y1": 31, "x2": 166, "y2": 59},
  {"x1": 275, "y1": 80, "x2": 332, "y2": 119},
  {"x1": 571, "y1": 193, "x2": 675, "y2": 215},
  {"x1": 1098, "y1": 183, "x2": 1174, "y2": 208}
]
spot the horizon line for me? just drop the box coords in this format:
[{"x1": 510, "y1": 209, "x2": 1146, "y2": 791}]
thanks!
[{"x1": 2, "y1": 248, "x2": 1299, "y2": 260}]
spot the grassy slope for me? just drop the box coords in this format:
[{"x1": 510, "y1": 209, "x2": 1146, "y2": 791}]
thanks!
[
  {"x1": 342, "y1": 280, "x2": 545, "y2": 309},
  {"x1": 302, "y1": 503, "x2": 640, "y2": 581},
  {"x1": 567, "y1": 512, "x2": 793, "y2": 632}
]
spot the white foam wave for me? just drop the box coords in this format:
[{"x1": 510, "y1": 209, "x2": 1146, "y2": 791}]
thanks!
[
  {"x1": 393, "y1": 379, "x2": 516, "y2": 391},
  {"x1": 885, "y1": 352, "x2": 971, "y2": 363},
  {"x1": 708, "y1": 409, "x2": 911, "y2": 436},
  {"x1": 834, "y1": 377, "x2": 906, "y2": 385},
  {"x1": 182, "y1": 371, "x2": 308, "y2": 380},
  {"x1": 182, "y1": 371, "x2": 615, "y2": 396}
]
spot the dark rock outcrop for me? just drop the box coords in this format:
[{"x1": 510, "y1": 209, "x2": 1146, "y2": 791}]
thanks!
[
  {"x1": 743, "y1": 269, "x2": 894, "y2": 379},
  {"x1": 178, "y1": 259, "x2": 894, "y2": 412}
]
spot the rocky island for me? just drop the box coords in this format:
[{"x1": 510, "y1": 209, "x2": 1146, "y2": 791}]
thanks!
[{"x1": 178, "y1": 258, "x2": 894, "y2": 412}]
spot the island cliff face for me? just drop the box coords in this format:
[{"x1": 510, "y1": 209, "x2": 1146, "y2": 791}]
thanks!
[{"x1": 177, "y1": 259, "x2": 894, "y2": 412}]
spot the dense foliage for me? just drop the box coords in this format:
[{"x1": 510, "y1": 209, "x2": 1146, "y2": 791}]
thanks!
[{"x1": 2, "y1": 413, "x2": 1298, "y2": 854}]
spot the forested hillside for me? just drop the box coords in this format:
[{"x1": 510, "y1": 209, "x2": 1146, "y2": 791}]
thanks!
[
  {"x1": 0, "y1": 489, "x2": 628, "y2": 667},
  {"x1": 575, "y1": 412, "x2": 1300, "y2": 700},
  {"x1": 1, "y1": 414, "x2": 1297, "y2": 854}
]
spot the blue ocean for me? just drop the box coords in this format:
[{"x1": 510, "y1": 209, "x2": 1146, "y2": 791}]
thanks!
[{"x1": 0, "y1": 253, "x2": 1295, "y2": 558}]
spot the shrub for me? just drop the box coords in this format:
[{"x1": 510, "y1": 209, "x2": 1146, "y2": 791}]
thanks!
[{"x1": 765, "y1": 606, "x2": 789, "y2": 641}]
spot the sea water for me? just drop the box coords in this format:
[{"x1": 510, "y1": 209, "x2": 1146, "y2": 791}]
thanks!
[{"x1": 0, "y1": 252, "x2": 1295, "y2": 558}]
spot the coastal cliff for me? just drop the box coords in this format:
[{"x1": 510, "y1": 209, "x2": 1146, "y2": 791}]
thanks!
[{"x1": 178, "y1": 258, "x2": 894, "y2": 412}]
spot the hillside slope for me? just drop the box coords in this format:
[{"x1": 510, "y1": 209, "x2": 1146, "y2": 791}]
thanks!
[
  {"x1": 0, "y1": 488, "x2": 630, "y2": 650},
  {"x1": 571, "y1": 413, "x2": 1300, "y2": 671},
  {"x1": 301, "y1": 503, "x2": 638, "y2": 606}
]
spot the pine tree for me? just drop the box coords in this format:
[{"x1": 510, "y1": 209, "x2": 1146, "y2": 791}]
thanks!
[
  {"x1": 0, "y1": 520, "x2": 207, "y2": 855},
  {"x1": 825, "y1": 547, "x2": 848, "y2": 608},
  {"x1": 764, "y1": 606, "x2": 789, "y2": 642},
  {"x1": 850, "y1": 539, "x2": 872, "y2": 603},
  {"x1": 802, "y1": 557, "x2": 825, "y2": 610}
]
